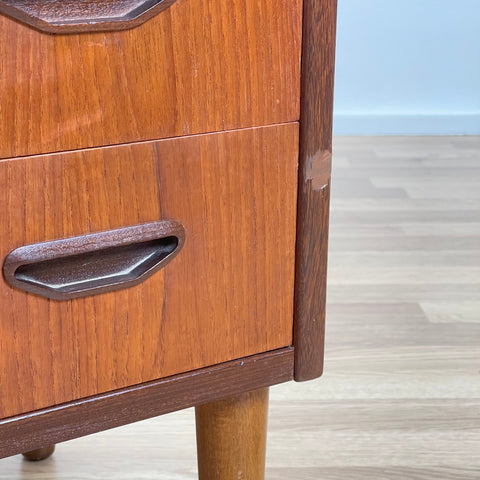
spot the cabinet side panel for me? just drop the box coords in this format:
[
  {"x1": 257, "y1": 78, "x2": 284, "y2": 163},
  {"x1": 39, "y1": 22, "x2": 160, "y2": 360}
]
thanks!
[{"x1": 294, "y1": 0, "x2": 337, "y2": 381}]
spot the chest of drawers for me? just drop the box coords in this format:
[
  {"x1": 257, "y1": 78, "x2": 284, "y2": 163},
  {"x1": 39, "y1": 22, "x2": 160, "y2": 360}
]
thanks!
[{"x1": 0, "y1": 0, "x2": 336, "y2": 477}]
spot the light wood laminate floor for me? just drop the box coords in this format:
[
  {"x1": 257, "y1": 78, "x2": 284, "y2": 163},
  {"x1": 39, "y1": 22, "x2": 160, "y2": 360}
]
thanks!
[{"x1": 1, "y1": 136, "x2": 479, "y2": 479}]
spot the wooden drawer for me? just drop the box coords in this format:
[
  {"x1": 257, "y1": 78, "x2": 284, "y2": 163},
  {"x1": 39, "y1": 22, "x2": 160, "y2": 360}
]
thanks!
[
  {"x1": 0, "y1": 123, "x2": 298, "y2": 418},
  {"x1": 0, "y1": 0, "x2": 302, "y2": 159}
]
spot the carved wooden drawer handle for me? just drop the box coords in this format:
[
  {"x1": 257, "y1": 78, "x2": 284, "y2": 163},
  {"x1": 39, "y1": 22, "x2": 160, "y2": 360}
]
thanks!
[
  {"x1": 0, "y1": 0, "x2": 177, "y2": 34},
  {"x1": 3, "y1": 220, "x2": 185, "y2": 300}
]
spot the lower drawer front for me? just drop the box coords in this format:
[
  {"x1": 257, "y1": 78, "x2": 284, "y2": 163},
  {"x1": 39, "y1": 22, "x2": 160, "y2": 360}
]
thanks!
[{"x1": 0, "y1": 123, "x2": 298, "y2": 418}]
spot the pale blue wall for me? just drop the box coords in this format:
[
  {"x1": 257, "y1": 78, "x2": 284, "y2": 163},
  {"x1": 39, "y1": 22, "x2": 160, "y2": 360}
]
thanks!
[{"x1": 333, "y1": 0, "x2": 480, "y2": 134}]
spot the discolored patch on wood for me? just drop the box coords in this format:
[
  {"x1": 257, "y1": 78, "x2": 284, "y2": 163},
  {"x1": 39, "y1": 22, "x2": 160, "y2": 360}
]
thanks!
[{"x1": 305, "y1": 150, "x2": 331, "y2": 191}]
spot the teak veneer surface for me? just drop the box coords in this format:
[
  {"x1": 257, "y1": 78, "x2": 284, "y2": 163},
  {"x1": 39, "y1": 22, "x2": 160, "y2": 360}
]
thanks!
[
  {"x1": 0, "y1": 123, "x2": 298, "y2": 419},
  {"x1": 0, "y1": 0, "x2": 302, "y2": 159}
]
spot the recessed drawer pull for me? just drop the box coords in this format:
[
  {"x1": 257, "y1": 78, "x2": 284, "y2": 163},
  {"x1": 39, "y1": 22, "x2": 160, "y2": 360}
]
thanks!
[
  {"x1": 0, "y1": 0, "x2": 177, "y2": 34},
  {"x1": 3, "y1": 220, "x2": 185, "y2": 301}
]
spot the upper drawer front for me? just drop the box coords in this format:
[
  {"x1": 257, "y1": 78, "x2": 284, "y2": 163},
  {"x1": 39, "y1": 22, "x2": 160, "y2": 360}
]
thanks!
[
  {"x1": 0, "y1": 123, "x2": 298, "y2": 418},
  {"x1": 0, "y1": 0, "x2": 302, "y2": 159}
]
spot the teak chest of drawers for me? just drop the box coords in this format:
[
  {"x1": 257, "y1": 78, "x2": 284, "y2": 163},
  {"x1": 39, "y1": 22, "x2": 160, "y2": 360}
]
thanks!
[{"x1": 0, "y1": 0, "x2": 337, "y2": 477}]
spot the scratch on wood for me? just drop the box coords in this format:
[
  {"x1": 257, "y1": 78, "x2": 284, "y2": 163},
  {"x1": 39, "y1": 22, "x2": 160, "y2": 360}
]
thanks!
[{"x1": 305, "y1": 149, "x2": 331, "y2": 191}]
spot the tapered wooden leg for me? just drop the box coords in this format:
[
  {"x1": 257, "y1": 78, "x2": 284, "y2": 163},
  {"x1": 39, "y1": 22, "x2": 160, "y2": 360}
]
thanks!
[
  {"x1": 22, "y1": 445, "x2": 55, "y2": 461},
  {"x1": 195, "y1": 388, "x2": 269, "y2": 480}
]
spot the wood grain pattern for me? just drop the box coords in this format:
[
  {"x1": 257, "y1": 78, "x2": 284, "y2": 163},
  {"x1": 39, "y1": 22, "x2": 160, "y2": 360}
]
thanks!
[
  {"x1": 0, "y1": 348, "x2": 293, "y2": 460},
  {"x1": 293, "y1": 0, "x2": 337, "y2": 381},
  {"x1": 0, "y1": 0, "x2": 177, "y2": 33},
  {"x1": 196, "y1": 388, "x2": 269, "y2": 480},
  {"x1": 0, "y1": 0, "x2": 302, "y2": 159},
  {"x1": 0, "y1": 124, "x2": 298, "y2": 419}
]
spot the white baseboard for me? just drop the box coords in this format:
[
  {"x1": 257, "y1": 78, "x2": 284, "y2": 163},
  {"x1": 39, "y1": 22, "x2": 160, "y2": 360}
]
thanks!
[{"x1": 333, "y1": 113, "x2": 480, "y2": 135}]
